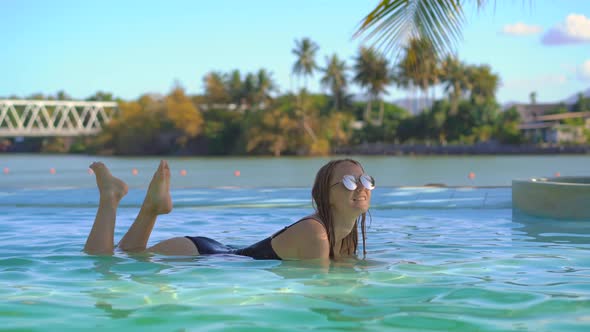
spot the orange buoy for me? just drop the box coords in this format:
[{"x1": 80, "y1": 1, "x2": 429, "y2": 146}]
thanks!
[
  {"x1": 234, "y1": 170, "x2": 241, "y2": 177},
  {"x1": 468, "y1": 172, "x2": 475, "y2": 180},
  {"x1": 50, "y1": 168, "x2": 56, "y2": 174},
  {"x1": 132, "y1": 168, "x2": 138, "y2": 176},
  {"x1": 3, "y1": 167, "x2": 9, "y2": 174},
  {"x1": 554, "y1": 172, "x2": 561, "y2": 177},
  {"x1": 180, "y1": 169, "x2": 187, "y2": 176}
]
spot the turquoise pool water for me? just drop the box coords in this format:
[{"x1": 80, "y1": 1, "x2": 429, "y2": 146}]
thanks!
[{"x1": 1, "y1": 184, "x2": 589, "y2": 331}]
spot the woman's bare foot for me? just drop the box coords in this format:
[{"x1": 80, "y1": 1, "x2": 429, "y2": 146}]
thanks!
[
  {"x1": 144, "y1": 160, "x2": 172, "y2": 215},
  {"x1": 90, "y1": 162, "x2": 128, "y2": 202}
]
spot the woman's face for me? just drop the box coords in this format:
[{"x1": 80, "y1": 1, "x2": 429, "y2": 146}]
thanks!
[{"x1": 328, "y1": 162, "x2": 372, "y2": 215}]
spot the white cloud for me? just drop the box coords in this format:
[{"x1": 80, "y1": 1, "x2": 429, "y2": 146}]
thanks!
[
  {"x1": 578, "y1": 60, "x2": 590, "y2": 81},
  {"x1": 542, "y1": 14, "x2": 590, "y2": 45},
  {"x1": 501, "y1": 22, "x2": 542, "y2": 35}
]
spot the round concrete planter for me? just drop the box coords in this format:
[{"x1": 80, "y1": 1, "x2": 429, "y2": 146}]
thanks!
[{"x1": 512, "y1": 177, "x2": 590, "y2": 220}]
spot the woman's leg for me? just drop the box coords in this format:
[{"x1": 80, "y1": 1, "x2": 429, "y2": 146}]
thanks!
[
  {"x1": 118, "y1": 160, "x2": 172, "y2": 252},
  {"x1": 84, "y1": 162, "x2": 129, "y2": 255}
]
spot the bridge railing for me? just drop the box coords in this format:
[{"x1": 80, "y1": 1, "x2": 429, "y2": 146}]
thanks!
[{"x1": 0, "y1": 99, "x2": 118, "y2": 137}]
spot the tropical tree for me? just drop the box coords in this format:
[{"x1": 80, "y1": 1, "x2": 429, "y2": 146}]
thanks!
[
  {"x1": 322, "y1": 111, "x2": 354, "y2": 147},
  {"x1": 226, "y1": 69, "x2": 244, "y2": 106},
  {"x1": 427, "y1": 100, "x2": 449, "y2": 144},
  {"x1": 572, "y1": 92, "x2": 588, "y2": 113},
  {"x1": 255, "y1": 69, "x2": 276, "y2": 106},
  {"x1": 351, "y1": 103, "x2": 409, "y2": 144},
  {"x1": 202, "y1": 108, "x2": 243, "y2": 155},
  {"x1": 530, "y1": 91, "x2": 537, "y2": 105},
  {"x1": 395, "y1": 38, "x2": 439, "y2": 111},
  {"x1": 86, "y1": 91, "x2": 115, "y2": 102},
  {"x1": 246, "y1": 106, "x2": 299, "y2": 156},
  {"x1": 242, "y1": 73, "x2": 258, "y2": 107},
  {"x1": 320, "y1": 54, "x2": 349, "y2": 111},
  {"x1": 468, "y1": 64, "x2": 499, "y2": 105},
  {"x1": 291, "y1": 37, "x2": 319, "y2": 91},
  {"x1": 355, "y1": 0, "x2": 488, "y2": 58},
  {"x1": 204, "y1": 71, "x2": 229, "y2": 104},
  {"x1": 55, "y1": 90, "x2": 71, "y2": 101},
  {"x1": 353, "y1": 47, "x2": 392, "y2": 125},
  {"x1": 164, "y1": 87, "x2": 204, "y2": 146},
  {"x1": 292, "y1": 38, "x2": 320, "y2": 141},
  {"x1": 439, "y1": 55, "x2": 471, "y2": 114},
  {"x1": 99, "y1": 96, "x2": 163, "y2": 154},
  {"x1": 495, "y1": 106, "x2": 522, "y2": 144}
]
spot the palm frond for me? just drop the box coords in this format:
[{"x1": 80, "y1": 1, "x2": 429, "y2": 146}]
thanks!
[{"x1": 355, "y1": 0, "x2": 490, "y2": 57}]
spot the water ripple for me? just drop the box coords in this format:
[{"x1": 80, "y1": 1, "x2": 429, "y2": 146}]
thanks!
[{"x1": 1, "y1": 187, "x2": 589, "y2": 331}]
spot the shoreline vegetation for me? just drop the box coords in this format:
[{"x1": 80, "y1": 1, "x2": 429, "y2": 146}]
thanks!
[
  {"x1": 2, "y1": 38, "x2": 589, "y2": 157},
  {"x1": 3, "y1": 141, "x2": 590, "y2": 156},
  {"x1": 334, "y1": 142, "x2": 590, "y2": 155}
]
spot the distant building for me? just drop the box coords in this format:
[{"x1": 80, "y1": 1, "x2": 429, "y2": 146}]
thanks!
[{"x1": 513, "y1": 103, "x2": 590, "y2": 144}]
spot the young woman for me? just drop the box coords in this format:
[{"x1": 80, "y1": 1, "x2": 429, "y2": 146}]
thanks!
[{"x1": 84, "y1": 159, "x2": 374, "y2": 261}]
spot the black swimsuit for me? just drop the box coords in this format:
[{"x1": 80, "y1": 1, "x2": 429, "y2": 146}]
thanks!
[{"x1": 185, "y1": 216, "x2": 323, "y2": 260}]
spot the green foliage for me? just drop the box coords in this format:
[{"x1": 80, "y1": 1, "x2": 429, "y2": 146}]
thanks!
[
  {"x1": 353, "y1": 47, "x2": 391, "y2": 98},
  {"x1": 495, "y1": 107, "x2": 523, "y2": 144},
  {"x1": 20, "y1": 34, "x2": 536, "y2": 156},
  {"x1": 203, "y1": 72, "x2": 229, "y2": 104},
  {"x1": 320, "y1": 54, "x2": 349, "y2": 111},
  {"x1": 352, "y1": 103, "x2": 410, "y2": 144},
  {"x1": 292, "y1": 37, "x2": 320, "y2": 89},
  {"x1": 572, "y1": 93, "x2": 589, "y2": 113},
  {"x1": 355, "y1": 0, "x2": 470, "y2": 57},
  {"x1": 99, "y1": 98, "x2": 164, "y2": 154},
  {"x1": 245, "y1": 102, "x2": 300, "y2": 156},
  {"x1": 68, "y1": 136, "x2": 97, "y2": 154},
  {"x1": 396, "y1": 38, "x2": 439, "y2": 93},
  {"x1": 85, "y1": 91, "x2": 115, "y2": 101},
  {"x1": 165, "y1": 87, "x2": 204, "y2": 141},
  {"x1": 97, "y1": 87, "x2": 203, "y2": 155},
  {"x1": 202, "y1": 108, "x2": 243, "y2": 155},
  {"x1": 41, "y1": 137, "x2": 69, "y2": 153},
  {"x1": 546, "y1": 103, "x2": 568, "y2": 115},
  {"x1": 203, "y1": 69, "x2": 277, "y2": 109},
  {"x1": 563, "y1": 117, "x2": 585, "y2": 126}
]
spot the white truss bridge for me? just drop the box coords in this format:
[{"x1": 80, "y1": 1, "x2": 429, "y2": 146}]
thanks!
[{"x1": 0, "y1": 99, "x2": 118, "y2": 137}]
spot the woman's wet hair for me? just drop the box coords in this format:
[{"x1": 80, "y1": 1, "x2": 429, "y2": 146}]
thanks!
[{"x1": 312, "y1": 159, "x2": 367, "y2": 258}]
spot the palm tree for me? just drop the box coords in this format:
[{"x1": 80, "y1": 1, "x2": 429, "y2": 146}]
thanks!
[
  {"x1": 440, "y1": 55, "x2": 471, "y2": 114},
  {"x1": 353, "y1": 47, "x2": 392, "y2": 125},
  {"x1": 320, "y1": 54, "x2": 348, "y2": 111},
  {"x1": 226, "y1": 69, "x2": 244, "y2": 106},
  {"x1": 255, "y1": 69, "x2": 276, "y2": 107},
  {"x1": 468, "y1": 65, "x2": 499, "y2": 105},
  {"x1": 204, "y1": 72, "x2": 229, "y2": 104},
  {"x1": 355, "y1": 0, "x2": 484, "y2": 57},
  {"x1": 573, "y1": 92, "x2": 588, "y2": 113},
  {"x1": 292, "y1": 38, "x2": 320, "y2": 141},
  {"x1": 56, "y1": 90, "x2": 71, "y2": 101},
  {"x1": 242, "y1": 73, "x2": 258, "y2": 108},
  {"x1": 396, "y1": 38, "x2": 439, "y2": 112},
  {"x1": 291, "y1": 38, "x2": 319, "y2": 91},
  {"x1": 529, "y1": 91, "x2": 537, "y2": 105}
]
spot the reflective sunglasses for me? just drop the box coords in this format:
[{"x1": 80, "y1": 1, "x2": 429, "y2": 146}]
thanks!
[{"x1": 330, "y1": 174, "x2": 376, "y2": 191}]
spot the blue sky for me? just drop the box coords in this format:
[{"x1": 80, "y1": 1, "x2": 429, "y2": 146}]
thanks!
[{"x1": 1, "y1": 0, "x2": 589, "y2": 104}]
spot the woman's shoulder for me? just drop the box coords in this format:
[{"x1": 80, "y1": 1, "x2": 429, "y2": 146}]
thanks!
[
  {"x1": 293, "y1": 217, "x2": 327, "y2": 236},
  {"x1": 272, "y1": 215, "x2": 327, "y2": 239},
  {"x1": 271, "y1": 217, "x2": 329, "y2": 260}
]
